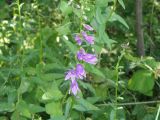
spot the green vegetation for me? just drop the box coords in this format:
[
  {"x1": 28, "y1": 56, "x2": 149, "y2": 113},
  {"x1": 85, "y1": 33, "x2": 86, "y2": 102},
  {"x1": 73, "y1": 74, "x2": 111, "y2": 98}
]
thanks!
[{"x1": 0, "y1": 0, "x2": 160, "y2": 120}]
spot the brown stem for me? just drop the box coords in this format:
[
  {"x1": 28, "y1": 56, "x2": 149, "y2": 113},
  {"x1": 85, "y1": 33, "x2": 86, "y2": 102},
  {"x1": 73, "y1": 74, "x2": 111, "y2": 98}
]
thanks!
[{"x1": 136, "y1": 0, "x2": 145, "y2": 56}]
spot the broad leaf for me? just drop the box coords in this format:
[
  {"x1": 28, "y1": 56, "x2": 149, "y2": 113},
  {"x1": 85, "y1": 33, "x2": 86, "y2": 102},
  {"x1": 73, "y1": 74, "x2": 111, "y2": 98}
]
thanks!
[
  {"x1": 128, "y1": 70, "x2": 155, "y2": 96},
  {"x1": 73, "y1": 98, "x2": 99, "y2": 112},
  {"x1": 45, "y1": 101, "x2": 63, "y2": 116}
]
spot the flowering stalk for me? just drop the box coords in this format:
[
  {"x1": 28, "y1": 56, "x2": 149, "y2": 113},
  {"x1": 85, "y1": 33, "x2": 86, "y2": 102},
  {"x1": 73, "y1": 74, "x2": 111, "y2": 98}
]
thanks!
[{"x1": 65, "y1": 24, "x2": 97, "y2": 96}]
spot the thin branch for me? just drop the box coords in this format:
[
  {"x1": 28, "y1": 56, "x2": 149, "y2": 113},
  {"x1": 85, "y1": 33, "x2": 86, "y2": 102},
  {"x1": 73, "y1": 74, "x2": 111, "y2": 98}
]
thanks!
[{"x1": 97, "y1": 100, "x2": 160, "y2": 107}]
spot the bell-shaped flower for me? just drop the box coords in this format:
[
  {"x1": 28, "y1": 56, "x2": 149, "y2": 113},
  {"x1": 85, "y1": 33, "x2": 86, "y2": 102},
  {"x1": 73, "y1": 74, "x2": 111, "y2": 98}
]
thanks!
[
  {"x1": 65, "y1": 69, "x2": 76, "y2": 81},
  {"x1": 83, "y1": 24, "x2": 94, "y2": 31},
  {"x1": 82, "y1": 31, "x2": 94, "y2": 44},
  {"x1": 77, "y1": 48, "x2": 98, "y2": 65},
  {"x1": 77, "y1": 48, "x2": 85, "y2": 60},
  {"x1": 69, "y1": 79, "x2": 80, "y2": 96},
  {"x1": 83, "y1": 53, "x2": 98, "y2": 65},
  {"x1": 76, "y1": 64, "x2": 86, "y2": 79},
  {"x1": 74, "y1": 34, "x2": 82, "y2": 45}
]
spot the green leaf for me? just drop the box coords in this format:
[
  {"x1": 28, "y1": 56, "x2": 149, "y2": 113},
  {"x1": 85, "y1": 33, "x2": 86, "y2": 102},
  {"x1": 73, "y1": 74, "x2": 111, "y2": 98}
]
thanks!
[
  {"x1": 45, "y1": 101, "x2": 63, "y2": 116},
  {"x1": 28, "y1": 104, "x2": 45, "y2": 113},
  {"x1": 86, "y1": 97, "x2": 100, "y2": 104},
  {"x1": 118, "y1": 0, "x2": 125, "y2": 9},
  {"x1": 0, "y1": 102, "x2": 15, "y2": 112},
  {"x1": 17, "y1": 101, "x2": 31, "y2": 118},
  {"x1": 50, "y1": 116, "x2": 66, "y2": 120},
  {"x1": 96, "y1": 0, "x2": 108, "y2": 8},
  {"x1": 133, "y1": 105, "x2": 146, "y2": 120},
  {"x1": 0, "y1": 116, "x2": 7, "y2": 120},
  {"x1": 73, "y1": 8, "x2": 81, "y2": 18},
  {"x1": 42, "y1": 85, "x2": 63, "y2": 101},
  {"x1": 40, "y1": 73, "x2": 59, "y2": 81},
  {"x1": 56, "y1": 23, "x2": 71, "y2": 35},
  {"x1": 18, "y1": 78, "x2": 30, "y2": 94},
  {"x1": 110, "y1": 108, "x2": 126, "y2": 120},
  {"x1": 63, "y1": 39, "x2": 78, "y2": 54},
  {"x1": 40, "y1": 73, "x2": 64, "y2": 81},
  {"x1": 64, "y1": 98, "x2": 72, "y2": 118},
  {"x1": 96, "y1": 7, "x2": 106, "y2": 24},
  {"x1": 78, "y1": 80, "x2": 96, "y2": 95},
  {"x1": 109, "y1": 12, "x2": 129, "y2": 29},
  {"x1": 128, "y1": 70, "x2": 155, "y2": 96},
  {"x1": 43, "y1": 63, "x2": 66, "y2": 72},
  {"x1": 73, "y1": 98, "x2": 99, "y2": 112},
  {"x1": 97, "y1": 24, "x2": 116, "y2": 49},
  {"x1": 95, "y1": 83, "x2": 108, "y2": 100},
  {"x1": 85, "y1": 64, "x2": 105, "y2": 78},
  {"x1": 11, "y1": 110, "x2": 28, "y2": 120},
  {"x1": 59, "y1": 1, "x2": 72, "y2": 15}
]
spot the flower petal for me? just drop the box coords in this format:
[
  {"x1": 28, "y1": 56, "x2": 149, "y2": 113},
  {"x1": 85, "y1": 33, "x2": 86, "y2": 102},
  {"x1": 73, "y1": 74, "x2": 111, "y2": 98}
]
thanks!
[
  {"x1": 76, "y1": 64, "x2": 86, "y2": 79},
  {"x1": 77, "y1": 48, "x2": 86, "y2": 61},
  {"x1": 70, "y1": 80, "x2": 80, "y2": 96},
  {"x1": 83, "y1": 24, "x2": 94, "y2": 31},
  {"x1": 74, "y1": 34, "x2": 82, "y2": 45}
]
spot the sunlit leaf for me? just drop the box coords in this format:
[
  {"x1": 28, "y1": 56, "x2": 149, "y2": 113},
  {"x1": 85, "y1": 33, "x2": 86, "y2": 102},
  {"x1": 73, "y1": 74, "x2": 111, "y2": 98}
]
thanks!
[{"x1": 128, "y1": 70, "x2": 155, "y2": 96}]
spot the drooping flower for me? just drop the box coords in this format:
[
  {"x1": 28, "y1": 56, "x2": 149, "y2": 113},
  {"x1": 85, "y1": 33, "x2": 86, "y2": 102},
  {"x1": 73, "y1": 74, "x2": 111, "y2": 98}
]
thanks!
[
  {"x1": 77, "y1": 48, "x2": 85, "y2": 60},
  {"x1": 76, "y1": 64, "x2": 86, "y2": 79},
  {"x1": 74, "y1": 34, "x2": 82, "y2": 45},
  {"x1": 65, "y1": 64, "x2": 86, "y2": 81},
  {"x1": 65, "y1": 69, "x2": 76, "y2": 81},
  {"x1": 82, "y1": 31, "x2": 94, "y2": 44},
  {"x1": 77, "y1": 48, "x2": 98, "y2": 65},
  {"x1": 83, "y1": 53, "x2": 98, "y2": 65},
  {"x1": 69, "y1": 79, "x2": 80, "y2": 96},
  {"x1": 83, "y1": 24, "x2": 94, "y2": 31}
]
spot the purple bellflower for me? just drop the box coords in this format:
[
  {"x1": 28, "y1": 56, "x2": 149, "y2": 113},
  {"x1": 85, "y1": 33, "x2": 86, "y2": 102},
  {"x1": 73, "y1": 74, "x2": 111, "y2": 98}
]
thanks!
[
  {"x1": 77, "y1": 48, "x2": 85, "y2": 61},
  {"x1": 65, "y1": 69, "x2": 77, "y2": 81},
  {"x1": 65, "y1": 23, "x2": 97, "y2": 96},
  {"x1": 83, "y1": 53, "x2": 98, "y2": 65},
  {"x1": 65, "y1": 64, "x2": 86, "y2": 95},
  {"x1": 82, "y1": 31, "x2": 94, "y2": 44},
  {"x1": 69, "y1": 79, "x2": 80, "y2": 96},
  {"x1": 83, "y1": 24, "x2": 94, "y2": 31},
  {"x1": 65, "y1": 64, "x2": 86, "y2": 81},
  {"x1": 76, "y1": 64, "x2": 86, "y2": 79},
  {"x1": 74, "y1": 34, "x2": 82, "y2": 45},
  {"x1": 77, "y1": 48, "x2": 98, "y2": 65}
]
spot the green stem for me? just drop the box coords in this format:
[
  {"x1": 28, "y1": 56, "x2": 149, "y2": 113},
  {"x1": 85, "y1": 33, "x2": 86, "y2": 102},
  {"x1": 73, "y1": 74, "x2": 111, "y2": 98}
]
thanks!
[
  {"x1": 38, "y1": 14, "x2": 43, "y2": 63},
  {"x1": 16, "y1": 0, "x2": 24, "y2": 105},
  {"x1": 115, "y1": 49, "x2": 125, "y2": 120},
  {"x1": 106, "y1": 0, "x2": 117, "y2": 24},
  {"x1": 155, "y1": 105, "x2": 160, "y2": 120}
]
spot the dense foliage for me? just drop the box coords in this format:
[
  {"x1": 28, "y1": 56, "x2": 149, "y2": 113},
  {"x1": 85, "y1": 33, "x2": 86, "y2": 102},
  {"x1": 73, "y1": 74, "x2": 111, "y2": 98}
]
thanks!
[{"x1": 0, "y1": 0, "x2": 160, "y2": 120}]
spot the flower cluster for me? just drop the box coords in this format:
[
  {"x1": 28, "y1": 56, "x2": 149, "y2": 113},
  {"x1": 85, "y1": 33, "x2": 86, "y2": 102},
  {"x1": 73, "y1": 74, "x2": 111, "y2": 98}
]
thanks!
[{"x1": 65, "y1": 24, "x2": 97, "y2": 96}]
